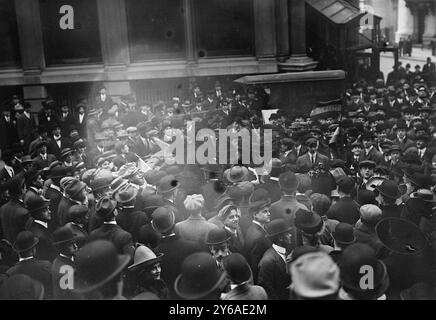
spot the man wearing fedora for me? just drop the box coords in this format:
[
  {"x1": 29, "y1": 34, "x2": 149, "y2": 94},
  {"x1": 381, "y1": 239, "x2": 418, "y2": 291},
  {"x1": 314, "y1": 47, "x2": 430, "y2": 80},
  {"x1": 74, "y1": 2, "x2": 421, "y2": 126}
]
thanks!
[
  {"x1": 7, "y1": 231, "x2": 52, "y2": 299},
  {"x1": 0, "y1": 176, "x2": 29, "y2": 244},
  {"x1": 74, "y1": 240, "x2": 130, "y2": 299},
  {"x1": 152, "y1": 206, "x2": 201, "y2": 299},
  {"x1": 114, "y1": 183, "x2": 147, "y2": 243},
  {"x1": 221, "y1": 253, "x2": 268, "y2": 300},
  {"x1": 270, "y1": 172, "x2": 308, "y2": 241},
  {"x1": 51, "y1": 226, "x2": 79, "y2": 299},
  {"x1": 401, "y1": 189, "x2": 436, "y2": 237},
  {"x1": 57, "y1": 179, "x2": 88, "y2": 227},
  {"x1": 294, "y1": 209, "x2": 334, "y2": 253},
  {"x1": 258, "y1": 219, "x2": 292, "y2": 300},
  {"x1": 127, "y1": 244, "x2": 168, "y2": 300},
  {"x1": 32, "y1": 140, "x2": 57, "y2": 170},
  {"x1": 88, "y1": 196, "x2": 134, "y2": 256},
  {"x1": 24, "y1": 194, "x2": 56, "y2": 262},
  {"x1": 64, "y1": 204, "x2": 89, "y2": 248}
]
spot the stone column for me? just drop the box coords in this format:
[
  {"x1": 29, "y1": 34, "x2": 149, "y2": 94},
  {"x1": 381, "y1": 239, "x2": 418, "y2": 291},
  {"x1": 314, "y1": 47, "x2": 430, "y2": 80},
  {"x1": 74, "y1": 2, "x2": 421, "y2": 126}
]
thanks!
[
  {"x1": 396, "y1": 0, "x2": 414, "y2": 42},
  {"x1": 14, "y1": 0, "x2": 45, "y2": 74},
  {"x1": 275, "y1": 0, "x2": 289, "y2": 61},
  {"x1": 96, "y1": 0, "x2": 130, "y2": 68},
  {"x1": 183, "y1": 0, "x2": 196, "y2": 65},
  {"x1": 278, "y1": 0, "x2": 317, "y2": 72},
  {"x1": 253, "y1": 0, "x2": 277, "y2": 60},
  {"x1": 423, "y1": 10, "x2": 436, "y2": 45}
]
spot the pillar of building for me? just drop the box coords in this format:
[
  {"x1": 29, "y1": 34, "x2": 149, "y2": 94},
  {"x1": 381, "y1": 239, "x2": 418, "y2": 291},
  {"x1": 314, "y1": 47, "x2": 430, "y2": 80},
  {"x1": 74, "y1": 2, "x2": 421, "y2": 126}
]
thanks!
[
  {"x1": 279, "y1": 0, "x2": 317, "y2": 72},
  {"x1": 396, "y1": 0, "x2": 414, "y2": 42},
  {"x1": 14, "y1": 0, "x2": 45, "y2": 75},
  {"x1": 423, "y1": 9, "x2": 436, "y2": 45},
  {"x1": 96, "y1": 0, "x2": 130, "y2": 69},
  {"x1": 254, "y1": 0, "x2": 277, "y2": 61},
  {"x1": 275, "y1": 0, "x2": 290, "y2": 62}
]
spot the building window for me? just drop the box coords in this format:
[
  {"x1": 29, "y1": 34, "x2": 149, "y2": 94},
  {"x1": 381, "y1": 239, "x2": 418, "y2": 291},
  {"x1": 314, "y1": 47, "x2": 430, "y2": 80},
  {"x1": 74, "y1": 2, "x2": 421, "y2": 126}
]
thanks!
[
  {"x1": 126, "y1": 0, "x2": 186, "y2": 61},
  {"x1": 194, "y1": 0, "x2": 254, "y2": 57},
  {"x1": 0, "y1": 0, "x2": 21, "y2": 67},
  {"x1": 39, "y1": 0, "x2": 102, "y2": 65}
]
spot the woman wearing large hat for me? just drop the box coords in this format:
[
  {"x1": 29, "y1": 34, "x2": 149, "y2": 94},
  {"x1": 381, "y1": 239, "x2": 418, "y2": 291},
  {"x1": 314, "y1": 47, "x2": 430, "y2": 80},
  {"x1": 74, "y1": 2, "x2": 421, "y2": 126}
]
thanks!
[{"x1": 126, "y1": 244, "x2": 168, "y2": 300}]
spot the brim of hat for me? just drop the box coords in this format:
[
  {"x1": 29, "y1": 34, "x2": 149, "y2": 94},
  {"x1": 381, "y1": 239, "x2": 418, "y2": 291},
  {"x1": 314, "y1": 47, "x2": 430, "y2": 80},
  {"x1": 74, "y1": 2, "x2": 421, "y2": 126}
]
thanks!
[
  {"x1": 157, "y1": 182, "x2": 179, "y2": 194},
  {"x1": 266, "y1": 227, "x2": 294, "y2": 239},
  {"x1": 61, "y1": 151, "x2": 74, "y2": 158},
  {"x1": 28, "y1": 202, "x2": 50, "y2": 214},
  {"x1": 151, "y1": 212, "x2": 175, "y2": 234},
  {"x1": 110, "y1": 180, "x2": 129, "y2": 194},
  {"x1": 53, "y1": 235, "x2": 79, "y2": 246},
  {"x1": 91, "y1": 183, "x2": 112, "y2": 192},
  {"x1": 375, "y1": 186, "x2": 402, "y2": 199},
  {"x1": 335, "y1": 237, "x2": 357, "y2": 246},
  {"x1": 248, "y1": 199, "x2": 271, "y2": 211},
  {"x1": 410, "y1": 192, "x2": 436, "y2": 203},
  {"x1": 342, "y1": 259, "x2": 389, "y2": 297},
  {"x1": 296, "y1": 215, "x2": 323, "y2": 234},
  {"x1": 13, "y1": 237, "x2": 39, "y2": 253},
  {"x1": 226, "y1": 167, "x2": 249, "y2": 183},
  {"x1": 74, "y1": 254, "x2": 131, "y2": 294},
  {"x1": 206, "y1": 234, "x2": 232, "y2": 246},
  {"x1": 174, "y1": 269, "x2": 227, "y2": 300},
  {"x1": 375, "y1": 218, "x2": 428, "y2": 255},
  {"x1": 128, "y1": 253, "x2": 163, "y2": 271},
  {"x1": 114, "y1": 188, "x2": 139, "y2": 203}
]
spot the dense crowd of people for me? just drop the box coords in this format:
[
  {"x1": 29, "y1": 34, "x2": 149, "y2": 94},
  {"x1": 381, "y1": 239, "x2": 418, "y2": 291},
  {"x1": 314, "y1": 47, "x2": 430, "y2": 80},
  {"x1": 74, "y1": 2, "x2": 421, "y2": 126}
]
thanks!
[{"x1": 0, "y1": 65, "x2": 435, "y2": 300}]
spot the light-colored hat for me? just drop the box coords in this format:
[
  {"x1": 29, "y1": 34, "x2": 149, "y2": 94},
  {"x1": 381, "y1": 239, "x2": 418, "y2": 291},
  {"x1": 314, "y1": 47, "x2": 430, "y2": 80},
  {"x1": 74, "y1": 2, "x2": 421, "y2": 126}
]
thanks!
[
  {"x1": 360, "y1": 204, "x2": 382, "y2": 224},
  {"x1": 128, "y1": 245, "x2": 163, "y2": 271},
  {"x1": 184, "y1": 194, "x2": 205, "y2": 211},
  {"x1": 290, "y1": 252, "x2": 340, "y2": 298}
]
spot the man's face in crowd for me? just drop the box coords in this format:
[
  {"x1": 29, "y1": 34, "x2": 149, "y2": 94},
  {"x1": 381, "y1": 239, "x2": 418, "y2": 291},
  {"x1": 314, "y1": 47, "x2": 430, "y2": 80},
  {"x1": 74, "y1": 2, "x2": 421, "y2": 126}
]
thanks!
[
  {"x1": 352, "y1": 146, "x2": 361, "y2": 156},
  {"x1": 416, "y1": 139, "x2": 426, "y2": 149},
  {"x1": 308, "y1": 143, "x2": 318, "y2": 154},
  {"x1": 278, "y1": 232, "x2": 293, "y2": 251},
  {"x1": 397, "y1": 128, "x2": 406, "y2": 139},
  {"x1": 223, "y1": 209, "x2": 240, "y2": 230},
  {"x1": 391, "y1": 150, "x2": 400, "y2": 162},
  {"x1": 209, "y1": 242, "x2": 230, "y2": 264},
  {"x1": 362, "y1": 138, "x2": 372, "y2": 149},
  {"x1": 376, "y1": 131, "x2": 387, "y2": 142},
  {"x1": 254, "y1": 207, "x2": 271, "y2": 225},
  {"x1": 39, "y1": 146, "x2": 47, "y2": 154},
  {"x1": 53, "y1": 128, "x2": 61, "y2": 137},
  {"x1": 40, "y1": 207, "x2": 52, "y2": 222},
  {"x1": 359, "y1": 166, "x2": 373, "y2": 179}
]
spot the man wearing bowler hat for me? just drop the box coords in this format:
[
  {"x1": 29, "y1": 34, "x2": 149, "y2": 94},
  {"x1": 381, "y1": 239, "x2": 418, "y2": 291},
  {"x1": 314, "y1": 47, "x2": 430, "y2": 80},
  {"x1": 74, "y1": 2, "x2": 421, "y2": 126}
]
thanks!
[
  {"x1": 258, "y1": 219, "x2": 292, "y2": 300},
  {"x1": 24, "y1": 194, "x2": 56, "y2": 262},
  {"x1": 153, "y1": 206, "x2": 201, "y2": 299},
  {"x1": 74, "y1": 240, "x2": 130, "y2": 300},
  {"x1": 375, "y1": 179, "x2": 403, "y2": 219},
  {"x1": 221, "y1": 253, "x2": 268, "y2": 300},
  {"x1": 329, "y1": 223, "x2": 356, "y2": 264},
  {"x1": 51, "y1": 226, "x2": 79, "y2": 299},
  {"x1": 338, "y1": 243, "x2": 390, "y2": 300},
  {"x1": 6, "y1": 231, "x2": 52, "y2": 298},
  {"x1": 174, "y1": 252, "x2": 227, "y2": 300},
  {"x1": 88, "y1": 196, "x2": 134, "y2": 256},
  {"x1": 57, "y1": 178, "x2": 88, "y2": 227}
]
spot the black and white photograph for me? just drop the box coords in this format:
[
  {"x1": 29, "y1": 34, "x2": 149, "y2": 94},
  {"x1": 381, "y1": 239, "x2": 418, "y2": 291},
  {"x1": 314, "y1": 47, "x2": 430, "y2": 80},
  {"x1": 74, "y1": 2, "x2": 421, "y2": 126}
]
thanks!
[{"x1": 0, "y1": 0, "x2": 435, "y2": 307}]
